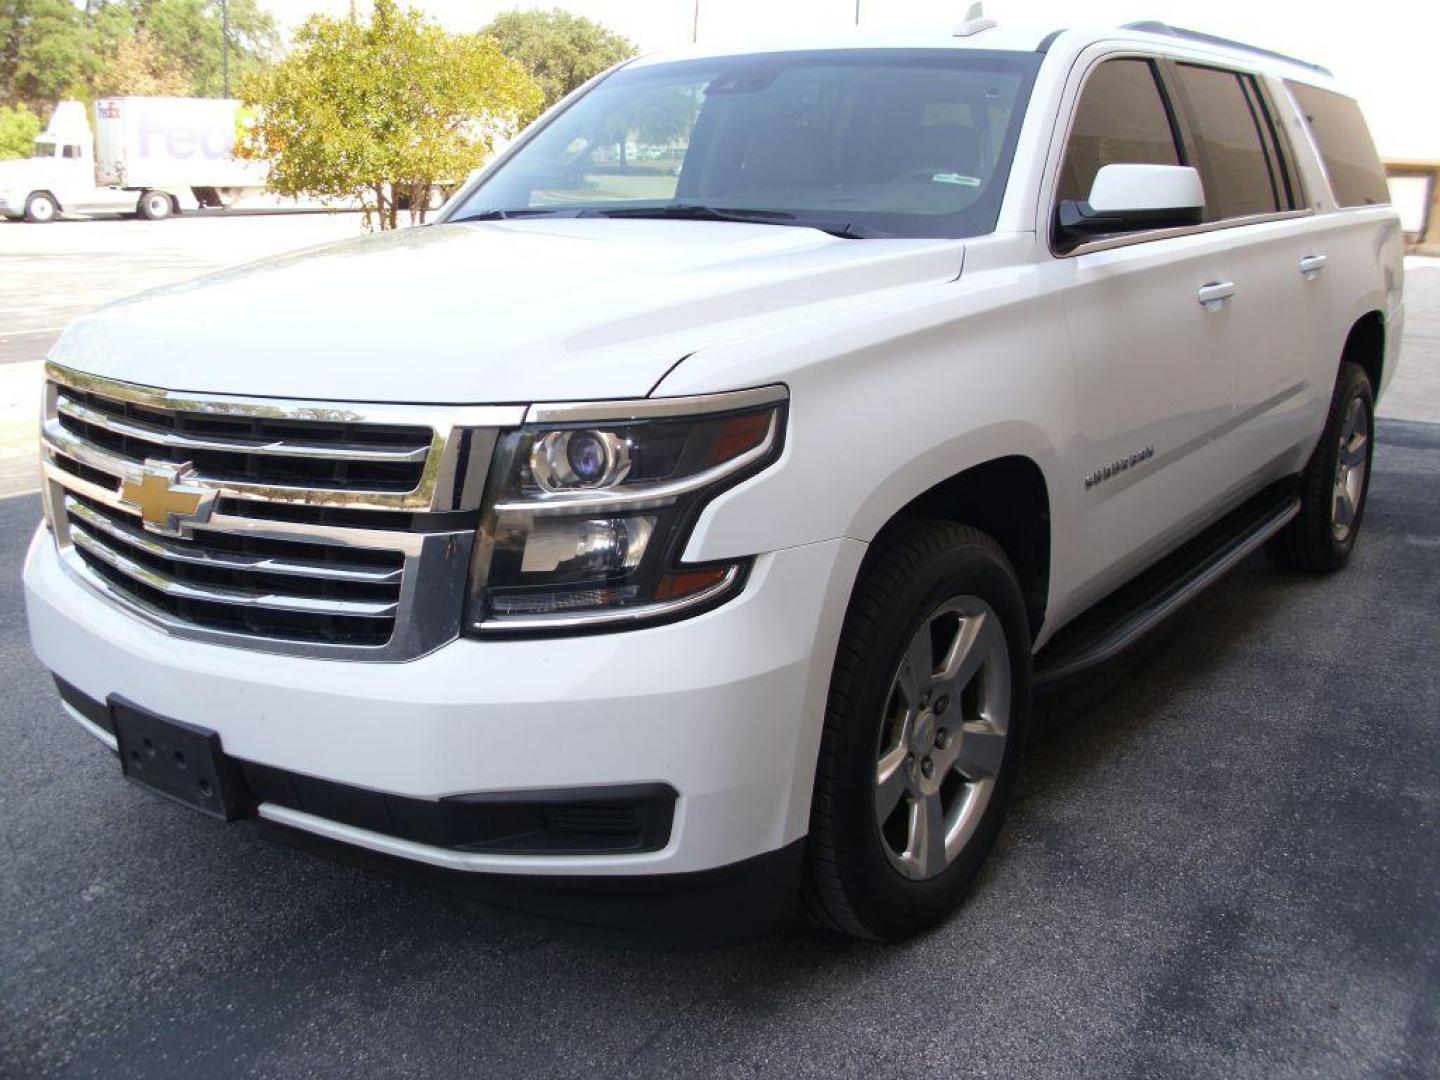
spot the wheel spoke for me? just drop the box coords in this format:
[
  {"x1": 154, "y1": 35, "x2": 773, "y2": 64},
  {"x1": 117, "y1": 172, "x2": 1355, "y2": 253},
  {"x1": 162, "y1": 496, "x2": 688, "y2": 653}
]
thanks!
[
  {"x1": 875, "y1": 745, "x2": 910, "y2": 821},
  {"x1": 1334, "y1": 488, "x2": 1356, "y2": 528},
  {"x1": 898, "y1": 624, "x2": 933, "y2": 706},
  {"x1": 1340, "y1": 433, "x2": 1368, "y2": 467},
  {"x1": 953, "y1": 724, "x2": 1007, "y2": 780},
  {"x1": 909, "y1": 791, "x2": 948, "y2": 878},
  {"x1": 937, "y1": 611, "x2": 989, "y2": 696}
]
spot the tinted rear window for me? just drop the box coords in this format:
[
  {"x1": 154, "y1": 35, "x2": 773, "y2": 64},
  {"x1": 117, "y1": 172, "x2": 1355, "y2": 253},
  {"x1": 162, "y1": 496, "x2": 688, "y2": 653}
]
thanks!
[
  {"x1": 1285, "y1": 82, "x2": 1389, "y2": 207},
  {"x1": 1175, "y1": 64, "x2": 1285, "y2": 220}
]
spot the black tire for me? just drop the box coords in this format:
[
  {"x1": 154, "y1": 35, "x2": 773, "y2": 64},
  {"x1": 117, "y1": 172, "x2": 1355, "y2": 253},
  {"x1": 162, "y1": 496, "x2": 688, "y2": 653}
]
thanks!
[
  {"x1": 801, "y1": 519, "x2": 1032, "y2": 940},
  {"x1": 24, "y1": 192, "x2": 58, "y2": 223},
  {"x1": 138, "y1": 191, "x2": 174, "y2": 221},
  {"x1": 1267, "y1": 361, "x2": 1375, "y2": 573}
]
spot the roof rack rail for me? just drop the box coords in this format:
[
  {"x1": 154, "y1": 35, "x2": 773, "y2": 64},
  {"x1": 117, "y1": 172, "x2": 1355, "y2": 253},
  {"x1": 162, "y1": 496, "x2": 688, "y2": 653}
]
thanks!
[{"x1": 1122, "y1": 21, "x2": 1332, "y2": 76}]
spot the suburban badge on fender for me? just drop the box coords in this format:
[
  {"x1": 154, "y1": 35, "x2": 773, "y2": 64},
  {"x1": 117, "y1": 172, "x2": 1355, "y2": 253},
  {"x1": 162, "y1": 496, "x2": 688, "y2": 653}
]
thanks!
[
  {"x1": 1084, "y1": 446, "x2": 1156, "y2": 491},
  {"x1": 118, "y1": 461, "x2": 217, "y2": 537}
]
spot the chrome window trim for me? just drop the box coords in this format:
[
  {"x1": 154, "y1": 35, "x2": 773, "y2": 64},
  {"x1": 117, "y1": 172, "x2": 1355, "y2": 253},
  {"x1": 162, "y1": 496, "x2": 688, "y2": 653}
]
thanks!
[
  {"x1": 524, "y1": 384, "x2": 788, "y2": 425},
  {"x1": 1062, "y1": 207, "x2": 1315, "y2": 257}
]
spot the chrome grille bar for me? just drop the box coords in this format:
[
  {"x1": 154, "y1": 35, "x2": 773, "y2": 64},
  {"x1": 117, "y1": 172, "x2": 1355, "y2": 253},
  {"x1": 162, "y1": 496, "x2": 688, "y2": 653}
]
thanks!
[
  {"x1": 55, "y1": 393, "x2": 432, "y2": 464},
  {"x1": 65, "y1": 498, "x2": 404, "y2": 584},
  {"x1": 70, "y1": 525, "x2": 401, "y2": 618}
]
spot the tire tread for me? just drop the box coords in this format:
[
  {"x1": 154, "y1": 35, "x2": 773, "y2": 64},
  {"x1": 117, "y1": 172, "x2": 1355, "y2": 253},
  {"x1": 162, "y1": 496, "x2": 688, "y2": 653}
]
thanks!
[{"x1": 799, "y1": 519, "x2": 1017, "y2": 938}]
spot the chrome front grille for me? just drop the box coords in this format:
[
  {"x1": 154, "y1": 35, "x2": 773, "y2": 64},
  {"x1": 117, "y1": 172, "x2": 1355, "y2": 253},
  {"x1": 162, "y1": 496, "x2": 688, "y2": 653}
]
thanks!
[{"x1": 39, "y1": 364, "x2": 527, "y2": 660}]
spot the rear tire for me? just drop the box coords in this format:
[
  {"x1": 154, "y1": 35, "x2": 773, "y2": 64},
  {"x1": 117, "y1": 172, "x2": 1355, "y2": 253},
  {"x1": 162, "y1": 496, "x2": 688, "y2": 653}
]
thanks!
[
  {"x1": 138, "y1": 191, "x2": 174, "y2": 221},
  {"x1": 24, "y1": 192, "x2": 57, "y2": 223},
  {"x1": 801, "y1": 519, "x2": 1031, "y2": 940},
  {"x1": 1267, "y1": 361, "x2": 1374, "y2": 573}
]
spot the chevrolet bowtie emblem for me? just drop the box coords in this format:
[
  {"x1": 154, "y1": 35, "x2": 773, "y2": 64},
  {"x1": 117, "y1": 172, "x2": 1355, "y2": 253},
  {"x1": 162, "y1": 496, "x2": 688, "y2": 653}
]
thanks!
[{"x1": 118, "y1": 461, "x2": 217, "y2": 537}]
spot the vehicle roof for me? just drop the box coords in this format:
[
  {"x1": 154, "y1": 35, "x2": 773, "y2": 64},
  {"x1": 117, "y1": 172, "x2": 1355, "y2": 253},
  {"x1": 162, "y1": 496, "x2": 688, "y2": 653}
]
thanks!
[{"x1": 627, "y1": 22, "x2": 1342, "y2": 93}]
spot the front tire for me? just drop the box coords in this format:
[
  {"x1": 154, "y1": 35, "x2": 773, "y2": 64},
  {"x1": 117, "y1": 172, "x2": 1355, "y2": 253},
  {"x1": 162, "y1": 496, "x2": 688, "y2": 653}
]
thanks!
[
  {"x1": 24, "y1": 192, "x2": 57, "y2": 223},
  {"x1": 138, "y1": 191, "x2": 174, "y2": 221},
  {"x1": 802, "y1": 520, "x2": 1031, "y2": 940},
  {"x1": 1268, "y1": 361, "x2": 1374, "y2": 573}
]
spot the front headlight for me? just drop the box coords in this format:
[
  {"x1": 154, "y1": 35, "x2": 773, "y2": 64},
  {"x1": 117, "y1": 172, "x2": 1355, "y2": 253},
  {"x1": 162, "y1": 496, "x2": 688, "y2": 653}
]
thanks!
[{"x1": 464, "y1": 385, "x2": 787, "y2": 634}]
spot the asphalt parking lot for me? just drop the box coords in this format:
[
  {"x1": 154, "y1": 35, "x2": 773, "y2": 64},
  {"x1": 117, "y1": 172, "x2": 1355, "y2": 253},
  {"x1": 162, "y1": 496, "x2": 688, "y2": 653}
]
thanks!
[{"x1": 1, "y1": 217, "x2": 1438, "y2": 1079}]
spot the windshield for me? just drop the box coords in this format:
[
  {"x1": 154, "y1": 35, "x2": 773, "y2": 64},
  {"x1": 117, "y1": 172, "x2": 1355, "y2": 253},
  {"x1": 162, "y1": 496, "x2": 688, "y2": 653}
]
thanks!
[
  {"x1": 452, "y1": 49, "x2": 1041, "y2": 239},
  {"x1": 32, "y1": 141, "x2": 56, "y2": 159}
]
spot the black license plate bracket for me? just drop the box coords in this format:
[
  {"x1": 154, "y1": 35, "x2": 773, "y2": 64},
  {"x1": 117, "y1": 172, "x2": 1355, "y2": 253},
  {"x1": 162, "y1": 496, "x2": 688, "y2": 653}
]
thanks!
[{"x1": 111, "y1": 699, "x2": 246, "y2": 821}]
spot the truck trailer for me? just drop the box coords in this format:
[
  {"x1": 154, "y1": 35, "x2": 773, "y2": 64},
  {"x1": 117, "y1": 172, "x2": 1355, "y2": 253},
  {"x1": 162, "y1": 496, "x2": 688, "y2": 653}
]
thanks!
[{"x1": 0, "y1": 97, "x2": 267, "y2": 223}]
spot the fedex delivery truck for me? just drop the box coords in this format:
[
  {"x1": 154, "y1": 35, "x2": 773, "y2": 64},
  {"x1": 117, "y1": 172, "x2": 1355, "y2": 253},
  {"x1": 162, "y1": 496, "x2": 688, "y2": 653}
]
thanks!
[{"x1": 0, "y1": 98, "x2": 267, "y2": 223}]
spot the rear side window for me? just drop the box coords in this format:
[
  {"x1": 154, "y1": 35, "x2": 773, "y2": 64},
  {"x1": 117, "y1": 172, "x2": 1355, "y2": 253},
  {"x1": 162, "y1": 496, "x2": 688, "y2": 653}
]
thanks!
[
  {"x1": 1175, "y1": 64, "x2": 1288, "y2": 220},
  {"x1": 1285, "y1": 82, "x2": 1389, "y2": 207},
  {"x1": 1056, "y1": 58, "x2": 1180, "y2": 204}
]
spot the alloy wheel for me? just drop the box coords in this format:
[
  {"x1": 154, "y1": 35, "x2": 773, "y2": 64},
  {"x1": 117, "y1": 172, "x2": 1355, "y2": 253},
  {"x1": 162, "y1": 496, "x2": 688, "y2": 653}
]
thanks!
[
  {"x1": 1332, "y1": 393, "x2": 1369, "y2": 543},
  {"x1": 874, "y1": 595, "x2": 1011, "y2": 881}
]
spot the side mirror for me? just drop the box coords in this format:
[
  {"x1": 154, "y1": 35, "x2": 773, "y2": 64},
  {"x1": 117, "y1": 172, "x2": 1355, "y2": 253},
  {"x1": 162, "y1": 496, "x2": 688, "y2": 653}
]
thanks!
[{"x1": 1055, "y1": 164, "x2": 1204, "y2": 250}]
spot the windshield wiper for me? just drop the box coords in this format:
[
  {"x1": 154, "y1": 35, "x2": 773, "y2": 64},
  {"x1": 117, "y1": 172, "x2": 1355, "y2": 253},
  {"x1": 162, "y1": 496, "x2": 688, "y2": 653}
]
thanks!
[
  {"x1": 454, "y1": 204, "x2": 885, "y2": 238},
  {"x1": 450, "y1": 207, "x2": 607, "y2": 223},
  {"x1": 600, "y1": 204, "x2": 796, "y2": 224},
  {"x1": 602, "y1": 204, "x2": 884, "y2": 239}
]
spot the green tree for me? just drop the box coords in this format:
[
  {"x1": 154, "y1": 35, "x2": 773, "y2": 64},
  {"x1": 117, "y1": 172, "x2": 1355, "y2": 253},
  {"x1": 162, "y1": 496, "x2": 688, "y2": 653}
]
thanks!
[
  {"x1": 143, "y1": 0, "x2": 277, "y2": 97},
  {"x1": 0, "y1": 101, "x2": 41, "y2": 157},
  {"x1": 481, "y1": 7, "x2": 634, "y2": 120},
  {"x1": 241, "y1": 0, "x2": 542, "y2": 229},
  {"x1": 0, "y1": 2, "x2": 277, "y2": 112},
  {"x1": 92, "y1": 29, "x2": 191, "y2": 97},
  {"x1": 0, "y1": 0, "x2": 101, "y2": 110}
]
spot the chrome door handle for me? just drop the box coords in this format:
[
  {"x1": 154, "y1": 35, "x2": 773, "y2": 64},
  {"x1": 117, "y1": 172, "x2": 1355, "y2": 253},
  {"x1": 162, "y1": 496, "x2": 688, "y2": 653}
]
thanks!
[
  {"x1": 1299, "y1": 254, "x2": 1328, "y2": 279},
  {"x1": 1197, "y1": 281, "x2": 1236, "y2": 311}
]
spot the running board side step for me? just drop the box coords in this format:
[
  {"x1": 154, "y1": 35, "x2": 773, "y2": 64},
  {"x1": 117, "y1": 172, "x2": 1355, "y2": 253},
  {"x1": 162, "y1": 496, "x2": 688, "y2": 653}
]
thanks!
[{"x1": 1033, "y1": 486, "x2": 1300, "y2": 686}]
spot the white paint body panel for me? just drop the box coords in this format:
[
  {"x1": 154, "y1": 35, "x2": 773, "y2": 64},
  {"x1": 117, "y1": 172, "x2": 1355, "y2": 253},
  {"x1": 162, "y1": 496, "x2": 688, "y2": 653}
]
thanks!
[{"x1": 23, "y1": 25, "x2": 1404, "y2": 877}]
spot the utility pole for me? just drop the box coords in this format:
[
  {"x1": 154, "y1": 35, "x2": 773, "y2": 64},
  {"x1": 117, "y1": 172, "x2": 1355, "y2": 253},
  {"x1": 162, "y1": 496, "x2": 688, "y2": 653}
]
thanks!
[
  {"x1": 855, "y1": 0, "x2": 860, "y2": 25},
  {"x1": 692, "y1": 0, "x2": 700, "y2": 44},
  {"x1": 222, "y1": 0, "x2": 230, "y2": 97}
]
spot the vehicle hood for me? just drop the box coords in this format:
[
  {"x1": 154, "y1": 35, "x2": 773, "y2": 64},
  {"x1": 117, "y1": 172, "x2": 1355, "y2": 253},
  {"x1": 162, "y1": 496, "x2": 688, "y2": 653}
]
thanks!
[{"x1": 50, "y1": 218, "x2": 963, "y2": 403}]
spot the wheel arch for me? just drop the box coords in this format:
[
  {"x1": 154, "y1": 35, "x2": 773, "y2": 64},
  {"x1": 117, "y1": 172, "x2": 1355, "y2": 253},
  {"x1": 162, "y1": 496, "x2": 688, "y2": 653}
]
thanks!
[
  {"x1": 1341, "y1": 310, "x2": 1385, "y2": 397},
  {"x1": 878, "y1": 455, "x2": 1052, "y2": 641}
]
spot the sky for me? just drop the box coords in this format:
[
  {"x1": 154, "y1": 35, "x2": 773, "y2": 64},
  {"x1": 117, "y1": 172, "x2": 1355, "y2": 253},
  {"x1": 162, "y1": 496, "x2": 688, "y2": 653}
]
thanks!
[{"x1": 274, "y1": 0, "x2": 1439, "y2": 159}]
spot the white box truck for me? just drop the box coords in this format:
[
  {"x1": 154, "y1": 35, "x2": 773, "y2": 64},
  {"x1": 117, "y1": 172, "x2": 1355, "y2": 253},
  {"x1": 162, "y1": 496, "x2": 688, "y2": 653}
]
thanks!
[{"x1": 0, "y1": 97, "x2": 267, "y2": 223}]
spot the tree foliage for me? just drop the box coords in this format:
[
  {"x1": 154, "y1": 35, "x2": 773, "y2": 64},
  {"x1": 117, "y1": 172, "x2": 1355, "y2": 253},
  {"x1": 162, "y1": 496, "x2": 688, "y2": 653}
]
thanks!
[
  {"x1": 92, "y1": 30, "x2": 190, "y2": 98},
  {"x1": 0, "y1": 1, "x2": 278, "y2": 113},
  {"x1": 142, "y1": 0, "x2": 277, "y2": 98},
  {"x1": 481, "y1": 7, "x2": 635, "y2": 120},
  {"x1": 0, "y1": 100, "x2": 40, "y2": 158},
  {"x1": 241, "y1": 0, "x2": 542, "y2": 229}
]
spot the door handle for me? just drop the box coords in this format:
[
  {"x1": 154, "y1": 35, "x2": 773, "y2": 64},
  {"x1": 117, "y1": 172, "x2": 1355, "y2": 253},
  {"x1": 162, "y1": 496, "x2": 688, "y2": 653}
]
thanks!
[
  {"x1": 1197, "y1": 281, "x2": 1236, "y2": 311},
  {"x1": 1299, "y1": 254, "x2": 1328, "y2": 279}
]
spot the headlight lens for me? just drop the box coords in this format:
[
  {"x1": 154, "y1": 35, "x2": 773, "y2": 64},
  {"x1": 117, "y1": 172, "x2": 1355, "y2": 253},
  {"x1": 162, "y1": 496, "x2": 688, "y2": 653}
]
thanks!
[{"x1": 465, "y1": 387, "x2": 786, "y2": 633}]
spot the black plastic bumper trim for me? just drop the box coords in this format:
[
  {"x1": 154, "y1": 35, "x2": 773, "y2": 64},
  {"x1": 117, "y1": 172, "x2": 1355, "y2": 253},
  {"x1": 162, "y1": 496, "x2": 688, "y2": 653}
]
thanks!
[
  {"x1": 51, "y1": 681, "x2": 676, "y2": 856},
  {"x1": 54, "y1": 675, "x2": 114, "y2": 737},
  {"x1": 258, "y1": 818, "x2": 806, "y2": 947}
]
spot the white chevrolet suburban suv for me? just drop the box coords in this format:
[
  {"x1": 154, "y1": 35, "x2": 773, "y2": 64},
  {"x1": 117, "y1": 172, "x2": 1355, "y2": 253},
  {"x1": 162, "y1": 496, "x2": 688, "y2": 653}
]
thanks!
[{"x1": 23, "y1": 19, "x2": 1403, "y2": 942}]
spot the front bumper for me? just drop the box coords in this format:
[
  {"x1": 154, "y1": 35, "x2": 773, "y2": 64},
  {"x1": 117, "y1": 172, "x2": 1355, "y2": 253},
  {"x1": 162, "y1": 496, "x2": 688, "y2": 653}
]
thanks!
[{"x1": 24, "y1": 524, "x2": 862, "y2": 877}]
